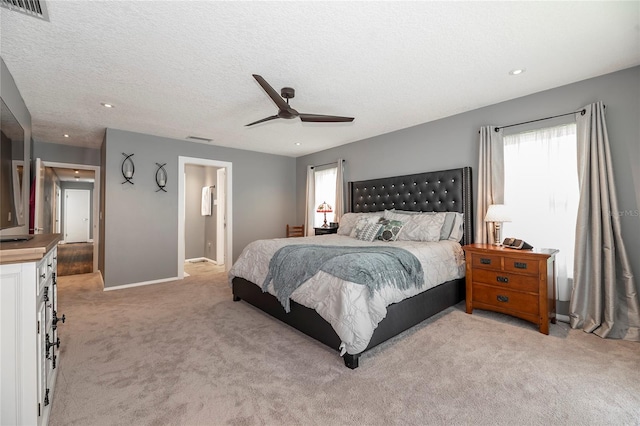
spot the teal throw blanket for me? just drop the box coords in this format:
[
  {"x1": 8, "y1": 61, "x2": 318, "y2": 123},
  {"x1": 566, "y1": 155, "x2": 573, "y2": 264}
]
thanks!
[{"x1": 262, "y1": 245, "x2": 424, "y2": 312}]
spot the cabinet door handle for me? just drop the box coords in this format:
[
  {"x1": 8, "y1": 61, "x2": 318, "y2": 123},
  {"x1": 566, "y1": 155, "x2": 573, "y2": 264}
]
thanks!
[
  {"x1": 480, "y1": 258, "x2": 491, "y2": 264},
  {"x1": 496, "y1": 276, "x2": 509, "y2": 283},
  {"x1": 497, "y1": 295, "x2": 509, "y2": 303},
  {"x1": 514, "y1": 262, "x2": 528, "y2": 269}
]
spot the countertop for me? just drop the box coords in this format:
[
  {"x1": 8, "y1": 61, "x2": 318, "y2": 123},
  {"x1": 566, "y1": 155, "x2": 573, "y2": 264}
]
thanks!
[{"x1": 0, "y1": 234, "x2": 62, "y2": 264}]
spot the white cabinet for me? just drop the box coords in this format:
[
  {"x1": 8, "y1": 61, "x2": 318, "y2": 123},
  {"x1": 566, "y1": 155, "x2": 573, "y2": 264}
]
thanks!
[{"x1": 1, "y1": 235, "x2": 62, "y2": 426}]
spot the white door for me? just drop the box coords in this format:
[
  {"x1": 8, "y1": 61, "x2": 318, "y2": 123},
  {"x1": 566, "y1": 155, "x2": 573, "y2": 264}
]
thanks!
[
  {"x1": 64, "y1": 189, "x2": 90, "y2": 243},
  {"x1": 216, "y1": 168, "x2": 226, "y2": 265},
  {"x1": 32, "y1": 158, "x2": 45, "y2": 234}
]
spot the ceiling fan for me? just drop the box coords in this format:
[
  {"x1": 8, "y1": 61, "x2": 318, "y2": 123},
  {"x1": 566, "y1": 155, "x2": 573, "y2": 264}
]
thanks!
[{"x1": 246, "y1": 74, "x2": 355, "y2": 126}]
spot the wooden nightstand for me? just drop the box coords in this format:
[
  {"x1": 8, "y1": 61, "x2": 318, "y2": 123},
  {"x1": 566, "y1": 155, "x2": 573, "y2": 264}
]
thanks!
[
  {"x1": 463, "y1": 244, "x2": 559, "y2": 334},
  {"x1": 314, "y1": 226, "x2": 338, "y2": 235}
]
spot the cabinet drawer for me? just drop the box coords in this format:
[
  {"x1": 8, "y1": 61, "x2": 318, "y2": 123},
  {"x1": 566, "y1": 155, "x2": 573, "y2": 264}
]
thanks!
[
  {"x1": 503, "y1": 257, "x2": 539, "y2": 275},
  {"x1": 471, "y1": 253, "x2": 502, "y2": 271},
  {"x1": 471, "y1": 269, "x2": 539, "y2": 293},
  {"x1": 472, "y1": 284, "x2": 539, "y2": 316}
]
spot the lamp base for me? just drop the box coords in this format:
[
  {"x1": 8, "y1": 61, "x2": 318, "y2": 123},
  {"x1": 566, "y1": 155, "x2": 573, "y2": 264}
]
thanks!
[{"x1": 492, "y1": 223, "x2": 503, "y2": 246}]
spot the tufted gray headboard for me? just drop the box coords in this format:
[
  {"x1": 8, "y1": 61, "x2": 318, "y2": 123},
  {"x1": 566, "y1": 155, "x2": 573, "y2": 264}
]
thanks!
[{"x1": 348, "y1": 167, "x2": 473, "y2": 245}]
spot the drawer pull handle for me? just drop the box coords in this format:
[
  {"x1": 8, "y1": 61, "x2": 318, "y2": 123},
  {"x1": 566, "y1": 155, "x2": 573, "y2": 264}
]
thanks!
[
  {"x1": 514, "y1": 262, "x2": 527, "y2": 269},
  {"x1": 497, "y1": 295, "x2": 509, "y2": 303},
  {"x1": 480, "y1": 258, "x2": 491, "y2": 264},
  {"x1": 497, "y1": 276, "x2": 509, "y2": 283}
]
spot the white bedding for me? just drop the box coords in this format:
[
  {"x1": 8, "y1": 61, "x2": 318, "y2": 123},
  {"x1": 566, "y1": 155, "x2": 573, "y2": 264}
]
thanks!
[{"x1": 229, "y1": 234, "x2": 465, "y2": 354}]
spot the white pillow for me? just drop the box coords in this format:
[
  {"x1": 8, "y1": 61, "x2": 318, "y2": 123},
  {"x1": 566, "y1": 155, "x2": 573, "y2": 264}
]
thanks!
[
  {"x1": 448, "y1": 213, "x2": 464, "y2": 242},
  {"x1": 397, "y1": 213, "x2": 445, "y2": 242},
  {"x1": 337, "y1": 212, "x2": 383, "y2": 236}
]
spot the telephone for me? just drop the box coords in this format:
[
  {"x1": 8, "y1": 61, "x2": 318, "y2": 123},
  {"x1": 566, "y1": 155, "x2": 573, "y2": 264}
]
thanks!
[{"x1": 502, "y1": 238, "x2": 533, "y2": 250}]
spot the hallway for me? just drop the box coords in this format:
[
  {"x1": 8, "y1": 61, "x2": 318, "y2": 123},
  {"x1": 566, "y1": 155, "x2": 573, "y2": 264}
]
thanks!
[{"x1": 57, "y1": 242, "x2": 93, "y2": 276}]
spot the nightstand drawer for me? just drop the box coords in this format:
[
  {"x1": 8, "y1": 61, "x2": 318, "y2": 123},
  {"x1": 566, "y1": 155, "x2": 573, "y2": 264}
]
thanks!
[
  {"x1": 471, "y1": 253, "x2": 503, "y2": 271},
  {"x1": 472, "y1": 269, "x2": 539, "y2": 293},
  {"x1": 472, "y1": 284, "x2": 539, "y2": 316},
  {"x1": 503, "y1": 257, "x2": 539, "y2": 275}
]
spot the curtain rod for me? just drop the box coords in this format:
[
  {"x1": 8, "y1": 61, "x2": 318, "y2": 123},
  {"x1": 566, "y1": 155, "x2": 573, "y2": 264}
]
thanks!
[
  {"x1": 310, "y1": 159, "x2": 344, "y2": 169},
  {"x1": 491, "y1": 105, "x2": 605, "y2": 133}
]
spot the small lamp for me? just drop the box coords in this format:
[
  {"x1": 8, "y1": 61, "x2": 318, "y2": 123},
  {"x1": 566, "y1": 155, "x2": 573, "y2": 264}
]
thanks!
[
  {"x1": 316, "y1": 201, "x2": 333, "y2": 228},
  {"x1": 485, "y1": 204, "x2": 511, "y2": 245}
]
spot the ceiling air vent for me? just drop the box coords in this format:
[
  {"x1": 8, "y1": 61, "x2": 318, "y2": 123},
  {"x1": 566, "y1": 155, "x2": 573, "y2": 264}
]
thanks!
[{"x1": 1, "y1": 0, "x2": 49, "y2": 21}]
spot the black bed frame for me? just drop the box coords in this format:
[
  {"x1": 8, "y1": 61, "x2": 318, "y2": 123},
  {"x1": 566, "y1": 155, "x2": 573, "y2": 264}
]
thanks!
[{"x1": 232, "y1": 167, "x2": 473, "y2": 369}]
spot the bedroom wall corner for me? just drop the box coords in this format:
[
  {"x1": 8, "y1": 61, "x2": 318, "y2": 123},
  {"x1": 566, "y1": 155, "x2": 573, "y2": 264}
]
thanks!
[{"x1": 102, "y1": 128, "x2": 297, "y2": 289}]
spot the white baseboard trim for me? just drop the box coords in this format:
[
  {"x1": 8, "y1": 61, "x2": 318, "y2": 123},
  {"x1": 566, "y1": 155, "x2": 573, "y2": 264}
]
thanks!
[{"x1": 103, "y1": 276, "x2": 180, "y2": 292}]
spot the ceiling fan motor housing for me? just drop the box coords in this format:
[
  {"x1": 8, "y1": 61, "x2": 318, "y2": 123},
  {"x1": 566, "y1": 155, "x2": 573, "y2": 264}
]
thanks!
[{"x1": 280, "y1": 87, "x2": 295, "y2": 99}]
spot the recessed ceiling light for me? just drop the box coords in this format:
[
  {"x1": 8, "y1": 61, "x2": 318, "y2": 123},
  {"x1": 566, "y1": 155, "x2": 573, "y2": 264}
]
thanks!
[
  {"x1": 295, "y1": 142, "x2": 301, "y2": 146},
  {"x1": 74, "y1": 170, "x2": 79, "y2": 174},
  {"x1": 64, "y1": 134, "x2": 69, "y2": 138},
  {"x1": 509, "y1": 69, "x2": 525, "y2": 75},
  {"x1": 101, "y1": 102, "x2": 115, "y2": 108}
]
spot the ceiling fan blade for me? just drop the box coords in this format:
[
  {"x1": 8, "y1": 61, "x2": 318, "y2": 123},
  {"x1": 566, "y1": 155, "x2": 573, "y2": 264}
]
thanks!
[
  {"x1": 245, "y1": 115, "x2": 280, "y2": 127},
  {"x1": 252, "y1": 74, "x2": 289, "y2": 111},
  {"x1": 299, "y1": 113, "x2": 354, "y2": 123}
]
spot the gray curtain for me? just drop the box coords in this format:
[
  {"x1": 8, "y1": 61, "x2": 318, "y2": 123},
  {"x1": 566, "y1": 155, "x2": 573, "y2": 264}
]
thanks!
[
  {"x1": 304, "y1": 165, "x2": 315, "y2": 236},
  {"x1": 569, "y1": 102, "x2": 640, "y2": 341},
  {"x1": 334, "y1": 159, "x2": 344, "y2": 222},
  {"x1": 475, "y1": 126, "x2": 504, "y2": 244}
]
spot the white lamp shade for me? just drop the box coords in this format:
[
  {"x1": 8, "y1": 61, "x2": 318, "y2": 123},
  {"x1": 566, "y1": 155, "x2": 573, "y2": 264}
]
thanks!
[{"x1": 485, "y1": 204, "x2": 512, "y2": 222}]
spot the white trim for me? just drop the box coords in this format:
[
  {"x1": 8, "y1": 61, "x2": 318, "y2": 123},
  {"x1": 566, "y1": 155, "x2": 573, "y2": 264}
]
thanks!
[
  {"x1": 556, "y1": 314, "x2": 570, "y2": 324},
  {"x1": 178, "y1": 156, "x2": 233, "y2": 280},
  {"x1": 42, "y1": 161, "x2": 100, "y2": 273},
  {"x1": 103, "y1": 276, "x2": 179, "y2": 292}
]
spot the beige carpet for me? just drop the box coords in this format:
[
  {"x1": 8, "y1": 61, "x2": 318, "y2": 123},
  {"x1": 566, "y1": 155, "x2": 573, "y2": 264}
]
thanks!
[{"x1": 50, "y1": 265, "x2": 640, "y2": 426}]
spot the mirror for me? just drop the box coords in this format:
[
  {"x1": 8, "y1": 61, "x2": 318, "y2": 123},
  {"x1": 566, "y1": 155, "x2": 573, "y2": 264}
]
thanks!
[{"x1": 0, "y1": 97, "x2": 26, "y2": 230}]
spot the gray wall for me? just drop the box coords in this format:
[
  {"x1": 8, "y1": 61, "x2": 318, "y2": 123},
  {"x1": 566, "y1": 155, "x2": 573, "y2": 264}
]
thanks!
[
  {"x1": 0, "y1": 57, "x2": 31, "y2": 236},
  {"x1": 103, "y1": 128, "x2": 296, "y2": 288},
  {"x1": 297, "y1": 66, "x2": 640, "y2": 293},
  {"x1": 33, "y1": 141, "x2": 101, "y2": 166}
]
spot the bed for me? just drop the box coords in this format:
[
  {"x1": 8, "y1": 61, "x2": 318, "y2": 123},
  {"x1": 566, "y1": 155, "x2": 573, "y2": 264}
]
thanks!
[{"x1": 230, "y1": 167, "x2": 473, "y2": 368}]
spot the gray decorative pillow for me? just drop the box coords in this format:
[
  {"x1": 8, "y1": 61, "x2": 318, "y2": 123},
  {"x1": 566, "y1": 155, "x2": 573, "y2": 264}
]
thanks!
[
  {"x1": 377, "y1": 219, "x2": 404, "y2": 242},
  {"x1": 354, "y1": 222, "x2": 383, "y2": 242},
  {"x1": 338, "y1": 212, "x2": 383, "y2": 236},
  {"x1": 349, "y1": 215, "x2": 384, "y2": 238}
]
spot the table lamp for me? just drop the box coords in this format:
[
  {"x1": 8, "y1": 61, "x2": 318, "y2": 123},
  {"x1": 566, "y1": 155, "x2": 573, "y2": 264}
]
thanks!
[
  {"x1": 485, "y1": 204, "x2": 511, "y2": 245},
  {"x1": 316, "y1": 202, "x2": 333, "y2": 228}
]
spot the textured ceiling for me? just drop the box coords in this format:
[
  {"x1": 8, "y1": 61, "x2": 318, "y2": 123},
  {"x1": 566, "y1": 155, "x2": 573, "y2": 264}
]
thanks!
[{"x1": 1, "y1": 1, "x2": 638, "y2": 157}]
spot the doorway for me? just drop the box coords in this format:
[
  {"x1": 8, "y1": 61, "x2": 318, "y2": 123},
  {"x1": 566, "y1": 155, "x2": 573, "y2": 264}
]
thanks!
[
  {"x1": 33, "y1": 159, "x2": 100, "y2": 274},
  {"x1": 177, "y1": 157, "x2": 232, "y2": 279}
]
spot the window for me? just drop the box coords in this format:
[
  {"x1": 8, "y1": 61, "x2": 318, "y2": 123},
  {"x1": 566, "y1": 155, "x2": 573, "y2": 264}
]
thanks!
[
  {"x1": 313, "y1": 166, "x2": 337, "y2": 227},
  {"x1": 502, "y1": 123, "x2": 579, "y2": 302}
]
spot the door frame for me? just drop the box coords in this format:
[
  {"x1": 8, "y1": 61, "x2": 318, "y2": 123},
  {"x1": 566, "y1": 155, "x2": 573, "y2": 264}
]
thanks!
[
  {"x1": 42, "y1": 161, "x2": 100, "y2": 273},
  {"x1": 177, "y1": 156, "x2": 232, "y2": 278}
]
